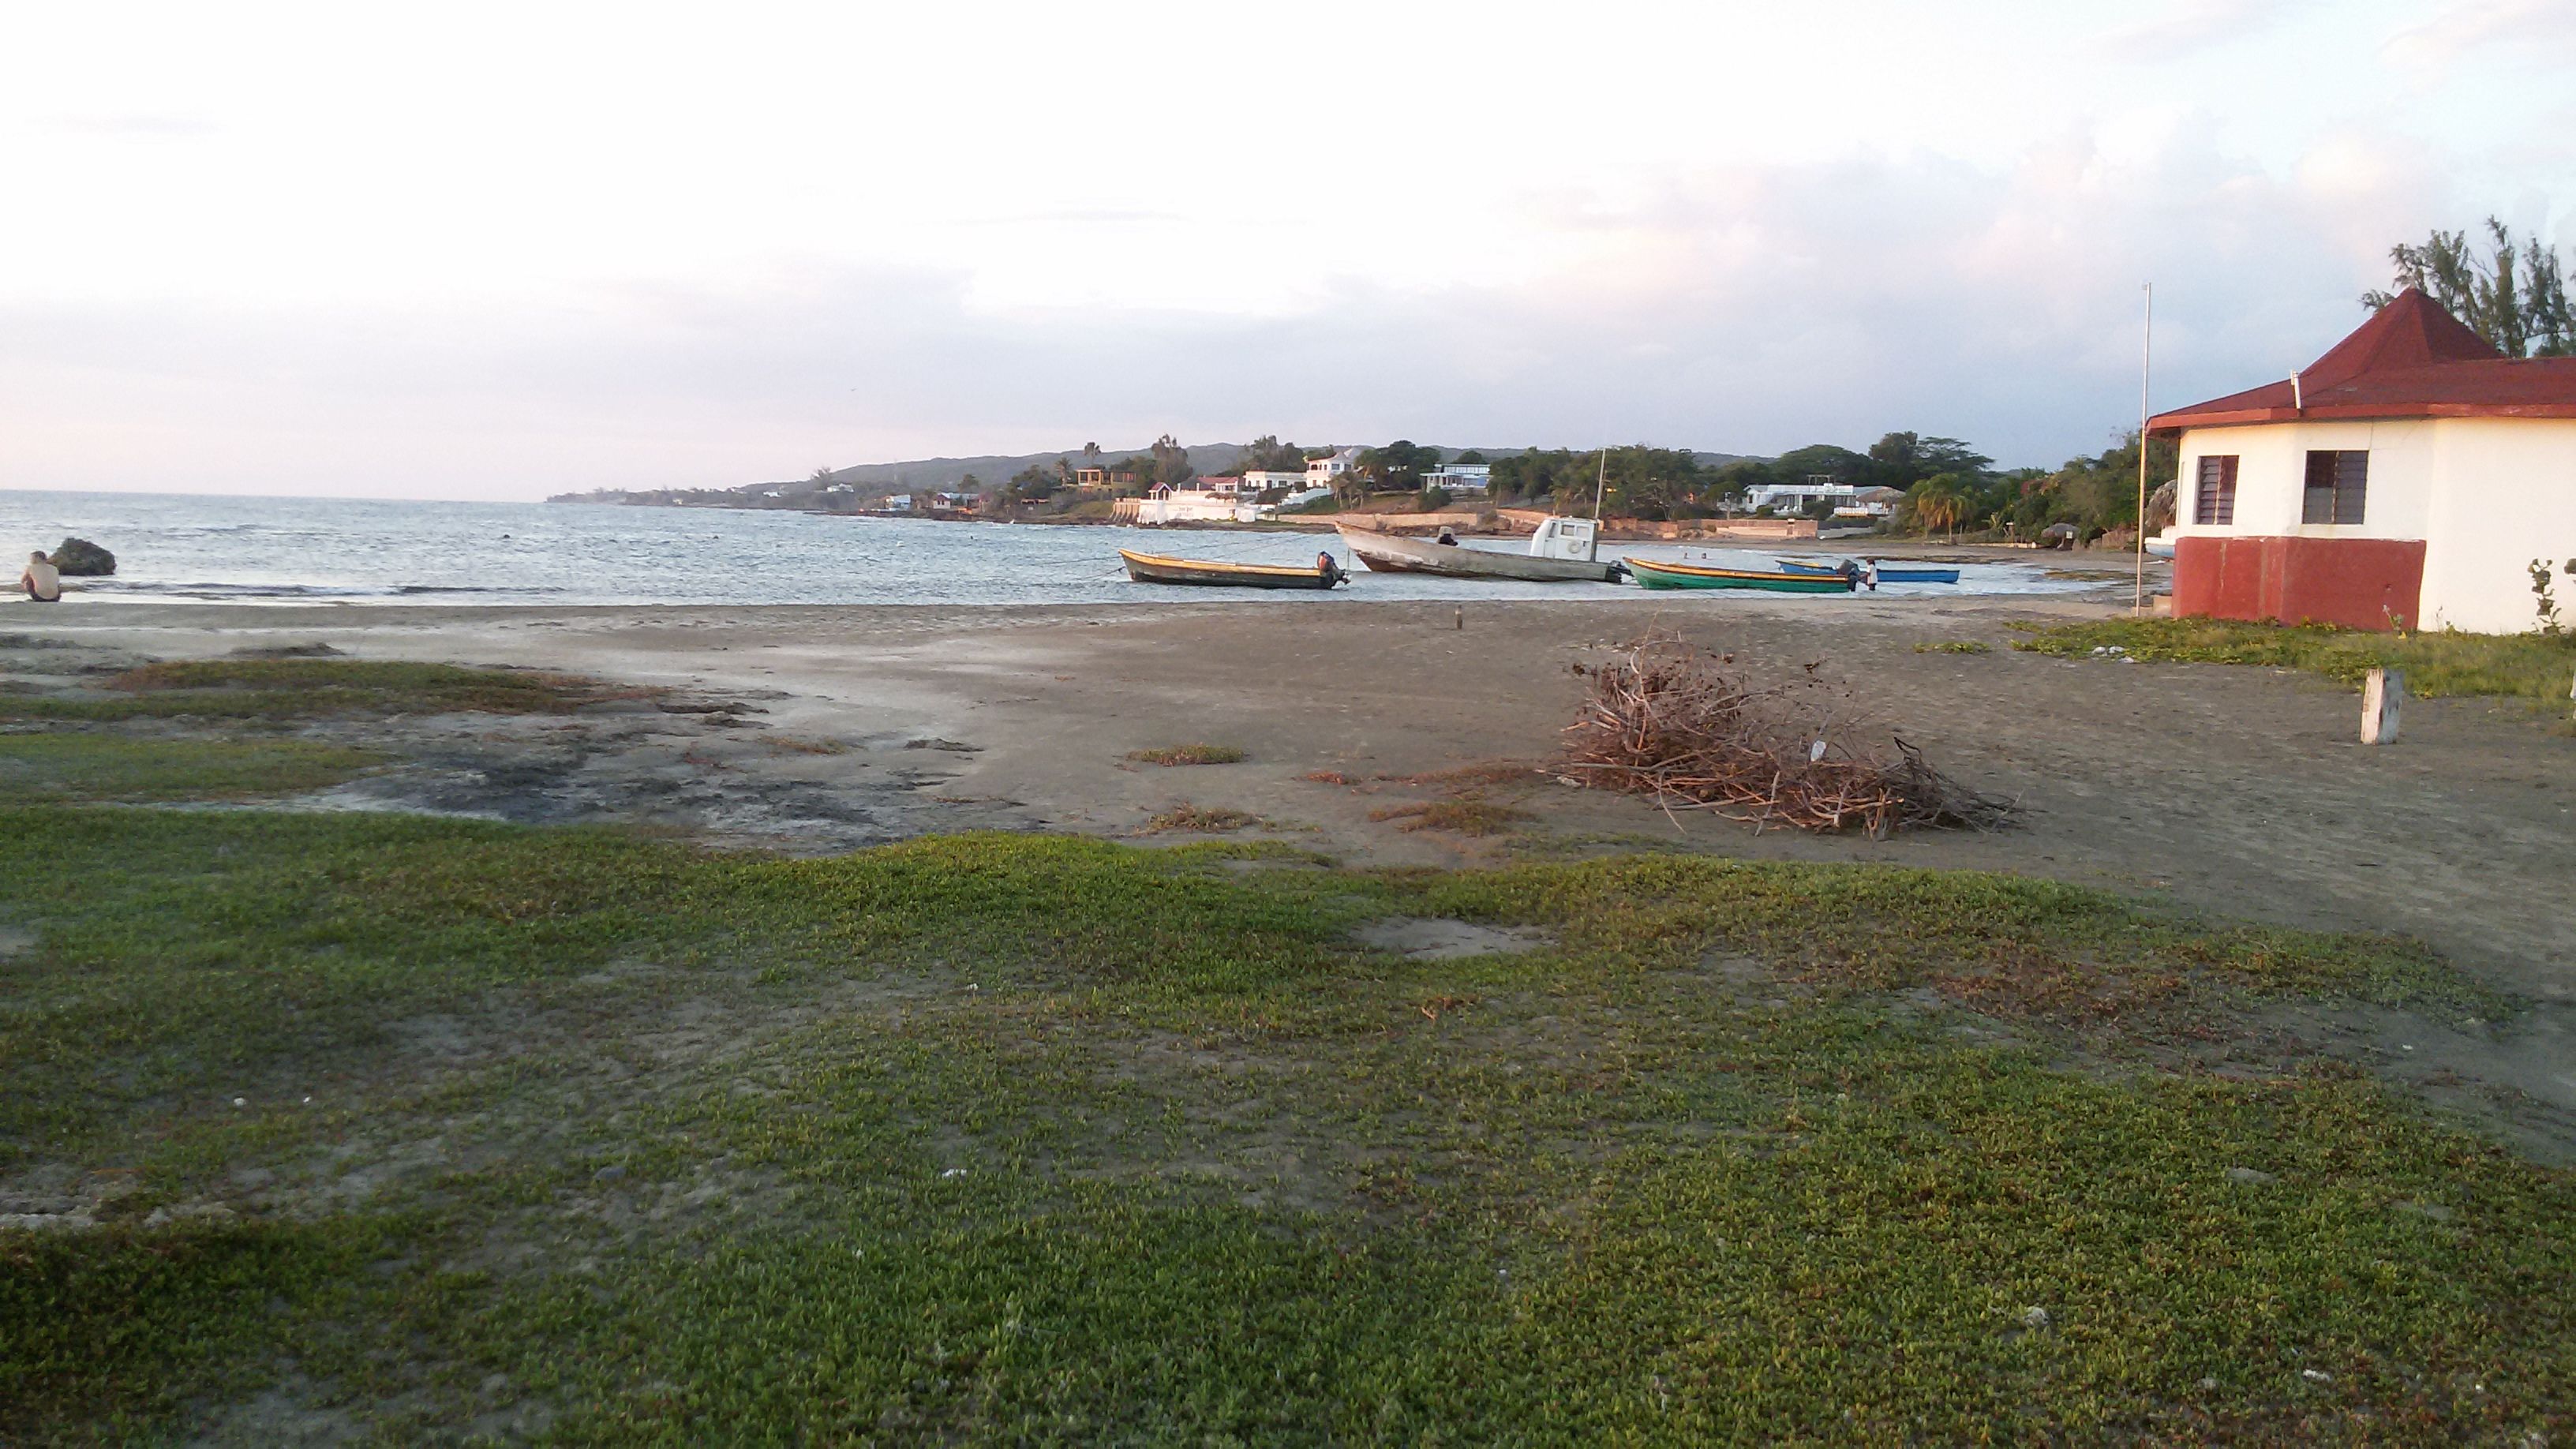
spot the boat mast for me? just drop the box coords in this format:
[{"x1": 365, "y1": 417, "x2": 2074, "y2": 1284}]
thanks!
[{"x1": 1589, "y1": 448, "x2": 1608, "y2": 560}]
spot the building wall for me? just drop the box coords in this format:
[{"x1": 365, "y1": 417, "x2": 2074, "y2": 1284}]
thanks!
[
  {"x1": 2170, "y1": 417, "x2": 2576, "y2": 632},
  {"x1": 2419, "y1": 418, "x2": 2576, "y2": 633}
]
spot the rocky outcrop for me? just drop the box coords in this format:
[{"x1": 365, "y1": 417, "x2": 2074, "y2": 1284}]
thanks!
[{"x1": 47, "y1": 537, "x2": 115, "y2": 575}]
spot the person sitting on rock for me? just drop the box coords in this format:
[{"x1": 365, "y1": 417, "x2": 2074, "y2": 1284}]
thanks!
[{"x1": 19, "y1": 551, "x2": 61, "y2": 603}]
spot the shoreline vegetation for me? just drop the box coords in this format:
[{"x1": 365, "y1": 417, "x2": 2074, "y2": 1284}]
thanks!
[
  {"x1": 3, "y1": 647, "x2": 2571, "y2": 1440},
  {"x1": 550, "y1": 429, "x2": 2179, "y2": 551},
  {"x1": 2011, "y1": 617, "x2": 2576, "y2": 705}
]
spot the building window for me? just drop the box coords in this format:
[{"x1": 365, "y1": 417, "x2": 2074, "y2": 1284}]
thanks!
[
  {"x1": 2194, "y1": 455, "x2": 2238, "y2": 525},
  {"x1": 2302, "y1": 449, "x2": 2368, "y2": 525}
]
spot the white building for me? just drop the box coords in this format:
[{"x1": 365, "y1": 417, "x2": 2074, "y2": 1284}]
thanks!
[
  {"x1": 1421, "y1": 463, "x2": 1492, "y2": 493},
  {"x1": 1743, "y1": 479, "x2": 1859, "y2": 515},
  {"x1": 1122, "y1": 484, "x2": 1264, "y2": 524},
  {"x1": 1305, "y1": 447, "x2": 1363, "y2": 486},
  {"x1": 1238, "y1": 470, "x2": 1308, "y2": 495},
  {"x1": 2150, "y1": 288, "x2": 2576, "y2": 634}
]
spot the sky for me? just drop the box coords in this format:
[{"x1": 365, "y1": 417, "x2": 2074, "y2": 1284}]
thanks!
[{"x1": 3, "y1": 0, "x2": 2572, "y2": 500}]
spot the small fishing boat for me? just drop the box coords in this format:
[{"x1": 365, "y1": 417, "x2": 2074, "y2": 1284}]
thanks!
[
  {"x1": 1775, "y1": 558, "x2": 1962, "y2": 585},
  {"x1": 1337, "y1": 519, "x2": 1622, "y2": 582},
  {"x1": 1624, "y1": 558, "x2": 1855, "y2": 593},
  {"x1": 1119, "y1": 549, "x2": 1346, "y2": 590}
]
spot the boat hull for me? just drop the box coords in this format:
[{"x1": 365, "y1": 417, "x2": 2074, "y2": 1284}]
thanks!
[
  {"x1": 1119, "y1": 549, "x2": 1342, "y2": 589},
  {"x1": 1777, "y1": 559, "x2": 1961, "y2": 585},
  {"x1": 1338, "y1": 525, "x2": 1618, "y2": 582},
  {"x1": 1625, "y1": 559, "x2": 1854, "y2": 593}
]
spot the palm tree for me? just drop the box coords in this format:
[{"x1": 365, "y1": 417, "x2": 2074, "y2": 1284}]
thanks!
[{"x1": 1906, "y1": 476, "x2": 1968, "y2": 538}]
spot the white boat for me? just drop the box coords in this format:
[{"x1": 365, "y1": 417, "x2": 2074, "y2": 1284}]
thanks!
[{"x1": 1336, "y1": 517, "x2": 1622, "y2": 582}]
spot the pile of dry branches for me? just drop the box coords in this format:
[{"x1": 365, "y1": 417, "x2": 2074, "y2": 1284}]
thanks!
[{"x1": 1563, "y1": 635, "x2": 2015, "y2": 836}]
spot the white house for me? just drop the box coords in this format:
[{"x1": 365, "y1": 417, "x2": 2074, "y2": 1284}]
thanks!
[
  {"x1": 1121, "y1": 483, "x2": 1262, "y2": 524},
  {"x1": 2150, "y1": 289, "x2": 2576, "y2": 634},
  {"x1": 1305, "y1": 447, "x2": 1363, "y2": 486},
  {"x1": 1237, "y1": 470, "x2": 1308, "y2": 495},
  {"x1": 1421, "y1": 462, "x2": 1492, "y2": 493},
  {"x1": 1744, "y1": 479, "x2": 1859, "y2": 515}
]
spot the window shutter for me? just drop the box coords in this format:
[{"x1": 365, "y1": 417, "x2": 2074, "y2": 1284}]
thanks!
[
  {"x1": 2304, "y1": 450, "x2": 2367, "y2": 526},
  {"x1": 2196, "y1": 455, "x2": 2237, "y2": 525},
  {"x1": 2332, "y1": 451, "x2": 2368, "y2": 524}
]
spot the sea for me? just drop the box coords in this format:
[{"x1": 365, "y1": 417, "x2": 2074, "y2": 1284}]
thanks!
[{"x1": 0, "y1": 491, "x2": 2101, "y2": 608}]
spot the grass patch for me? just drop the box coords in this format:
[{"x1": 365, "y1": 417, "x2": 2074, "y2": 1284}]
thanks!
[
  {"x1": 766, "y1": 734, "x2": 848, "y2": 755},
  {"x1": 1369, "y1": 799, "x2": 1530, "y2": 836},
  {"x1": 1915, "y1": 639, "x2": 1991, "y2": 654},
  {"x1": 0, "y1": 1218, "x2": 407, "y2": 1441},
  {"x1": 2010, "y1": 617, "x2": 2576, "y2": 702},
  {"x1": 0, "y1": 807, "x2": 2566, "y2": 1440},
  {"x1": 0, "y1": 658, "x2": 634, "y2": 722},
  {"x1": 0, "y1": 732, "x2": 381, "y2": 803},
  {"x1": 1138, "y1": 802, "x2": 1260, "y2": 833},
  {"x1": 1125, "y1": 743, "x2": 1248, "y2": 766}
]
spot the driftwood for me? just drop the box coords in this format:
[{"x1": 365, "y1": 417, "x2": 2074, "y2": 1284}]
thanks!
[{"x1": 1563, "y1": 635, "x2": 2015, "y2": 837}]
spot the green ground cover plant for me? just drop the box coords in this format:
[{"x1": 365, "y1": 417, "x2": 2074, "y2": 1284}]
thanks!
[
  {"x1": 0, "y1": 732, "x2": 381, "y2": 803},
  {"x1": 2010, "y1": 617, "x2": 2576, "y2": 702},
  {"x1": 2, "y1": 797, "x2": 2566, "y2": 1441},
  {"x1": 0, "y1": 657, "x2": 631, "y2": 722},
  {"x1": 1125, "y1": 743, "x2": 1248, "y2": 766}
]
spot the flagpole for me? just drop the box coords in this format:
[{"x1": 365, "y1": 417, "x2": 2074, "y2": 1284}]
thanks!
[{"x1": 2135, "y1": 282, "x2": 2154, "y2": 615}]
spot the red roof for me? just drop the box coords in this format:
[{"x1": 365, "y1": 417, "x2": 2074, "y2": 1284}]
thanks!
[{"x1": 2147, "y1": 289, "x2": 2576, "y2": 435}]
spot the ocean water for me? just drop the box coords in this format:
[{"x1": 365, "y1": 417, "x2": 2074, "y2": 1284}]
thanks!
[{"x1": 0, "y1": 491, "x2": 2102, "y2": 607}]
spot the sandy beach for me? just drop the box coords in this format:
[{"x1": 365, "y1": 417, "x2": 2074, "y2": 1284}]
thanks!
[{"x1": 13, "y1": 590, "x2": 2570, "y2": 997}]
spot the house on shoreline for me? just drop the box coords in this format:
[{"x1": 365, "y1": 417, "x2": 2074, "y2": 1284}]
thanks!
[{"x1": 2149, "y1": 289, "x2": 2576, "y2": 633}]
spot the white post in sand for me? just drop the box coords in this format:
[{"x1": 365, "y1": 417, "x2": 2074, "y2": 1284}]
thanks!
[{"x1": 2361, "y1": 667, "x2": 2403, "y2": 745}]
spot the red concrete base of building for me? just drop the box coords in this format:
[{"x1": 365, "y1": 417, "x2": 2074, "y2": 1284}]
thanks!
[{"x1": 2172, "y1": 535, "x2": 2425, "y2": 631}]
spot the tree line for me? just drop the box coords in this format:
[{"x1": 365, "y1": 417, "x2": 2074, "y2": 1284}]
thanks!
[{"x1": 837, "y1": 212, "x2": 2561, "y2": 537}]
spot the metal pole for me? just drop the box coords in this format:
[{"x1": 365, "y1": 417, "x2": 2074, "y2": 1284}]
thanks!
[
  {"x1": 2136, "y1": 282, "x2": 2153, "y2": 614},
  {"x1": 1589, "y1": 448, "x2": 1608, "y2": 560}
]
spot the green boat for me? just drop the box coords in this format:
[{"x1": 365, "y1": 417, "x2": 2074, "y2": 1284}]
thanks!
[{"x1": 1623, "y1": 558, "x2": 1855, "y2": 593}]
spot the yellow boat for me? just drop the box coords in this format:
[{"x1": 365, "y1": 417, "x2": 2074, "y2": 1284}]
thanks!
[{"x1": 1119, "y1": 549, "x2": 1346, "y2": 590}]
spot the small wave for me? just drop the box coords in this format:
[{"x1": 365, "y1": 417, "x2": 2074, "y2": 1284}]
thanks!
[
  {"x1": 392, "y1": 584, "x2": 568, "y2": 596},
  {"x1": 78, "y1": 580, "x2": 391, "y2": 600}
]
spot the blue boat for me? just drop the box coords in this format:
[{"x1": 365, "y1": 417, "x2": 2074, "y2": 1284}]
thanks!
[{"x1": 1776, "y1": 558, "x2": 1961, "y2": 586}]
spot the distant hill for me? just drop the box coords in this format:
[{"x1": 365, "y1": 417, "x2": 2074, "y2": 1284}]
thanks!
[{"x1": 548, "y1": 442, "x2": 1759, "y2": 508}]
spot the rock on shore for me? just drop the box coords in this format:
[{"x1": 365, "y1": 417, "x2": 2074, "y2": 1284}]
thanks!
[{"x1": 48, "y1": 537, "x2": 115, "y2": 575}]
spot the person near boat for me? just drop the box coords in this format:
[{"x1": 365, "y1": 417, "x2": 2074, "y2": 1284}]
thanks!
[{"x1": 20, "y1": 551, "x2": 61, "y2": 603}]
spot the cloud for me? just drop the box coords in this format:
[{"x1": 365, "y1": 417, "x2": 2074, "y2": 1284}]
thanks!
[
  {"x1": 2096, "y1": 0, "x2": 2312, "y2": 60},
  {"x1": 0, "y1": 121, "x2": 2458, "y2": 500},
  {"x1": 2385, "y1": 0, "x2": 2576, "y2": 73}
]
